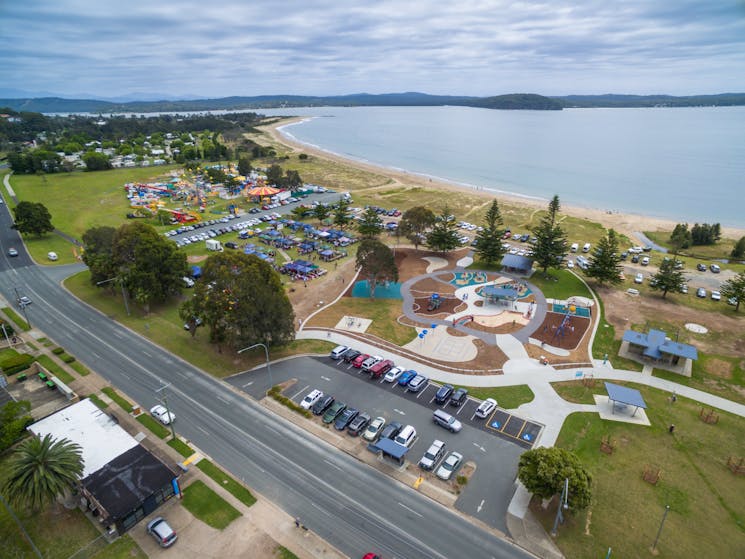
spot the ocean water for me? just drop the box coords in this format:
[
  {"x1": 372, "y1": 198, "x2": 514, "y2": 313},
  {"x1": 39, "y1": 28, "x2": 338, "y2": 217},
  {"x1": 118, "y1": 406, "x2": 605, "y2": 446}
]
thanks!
[{"x1": 260, "y1": 106, "x2": 745, "y2": 228}]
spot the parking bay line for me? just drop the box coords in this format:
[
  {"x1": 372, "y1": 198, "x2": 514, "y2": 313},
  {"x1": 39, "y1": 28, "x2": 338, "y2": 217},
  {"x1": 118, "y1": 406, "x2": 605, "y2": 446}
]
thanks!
[{"x1": 290, "y1": 385, "x2": 309, "y2": 401}]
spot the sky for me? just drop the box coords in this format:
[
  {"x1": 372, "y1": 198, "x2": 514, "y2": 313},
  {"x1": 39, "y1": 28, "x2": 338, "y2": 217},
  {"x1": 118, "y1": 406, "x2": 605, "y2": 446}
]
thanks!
[{"x1": 1, "y1": 0, "x2": 745, "y2": 100}]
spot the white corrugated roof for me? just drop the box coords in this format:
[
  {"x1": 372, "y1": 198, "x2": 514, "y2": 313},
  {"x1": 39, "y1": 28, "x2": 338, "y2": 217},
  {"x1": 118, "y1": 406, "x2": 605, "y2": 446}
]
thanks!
[{"x1": 28, "y1": 399, "x2": 138, "y2": 477}]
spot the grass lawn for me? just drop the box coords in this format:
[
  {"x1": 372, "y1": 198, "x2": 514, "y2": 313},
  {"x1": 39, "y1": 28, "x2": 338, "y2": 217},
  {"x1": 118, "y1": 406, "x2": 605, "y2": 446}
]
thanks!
[
  {"x1": 69, "y1": 360, "x2": 90, "y2": 376},
  {"x1": 102, "y1": 386, "x2": 134, "y2": 412},
  {"x1": 87, "y1": 393, "x2": 109, "y2": 410},
  {"x1": 644, "y1": 231, "x2": 744, "y2": 272},
  {"x1": 534, "y1": 383, "x2": 745, "y2": 559},
  {"x1": 136, "y1": 414, "x2": 170, "y2": 439},
  {"x1": 275, "y1": 546, "x2": 301, "y2": 559},
  {"x1": 35, "y1": 355, "x2": 75, "y2": 384},
  {"x1": 464, "y1": 385, "x2": 535, "y2": 409},
  {"x1": 653, "y1": 352, "x2": 745, "y2": 406},
  {"x1": 591, "y1": 295, "x2": 644, "y2": 372},
  {"x1": 181, "y1": 479, "x2": 241, "y2": 530},
  {"x1": 2, "y1": 307, "x2": 30, "y2": 331},
  {"x1": 529, "y1": 268, "x2": 593, "y2": 301},
  {"x1": 307, "y1": 297, "x2": 417, "y2": 346},
  {"x1": 64, "y1": 270, "x2": 334, "y2": 377},
  {"x1": 197, "y1": 460, "x2": 257, "y2": 507},
  {"x1": 91, "y1": 535, "x2": 147, "y2": 559},
  {"x1": 167, "y1": 438, "x2": 194, "y2": 458}
]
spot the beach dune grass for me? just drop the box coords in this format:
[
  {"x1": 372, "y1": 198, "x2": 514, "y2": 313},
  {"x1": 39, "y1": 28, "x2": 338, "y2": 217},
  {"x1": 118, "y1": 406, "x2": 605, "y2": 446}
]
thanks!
[{"x1": 537, "y1": 384, "x2": 745, "y2": 559}]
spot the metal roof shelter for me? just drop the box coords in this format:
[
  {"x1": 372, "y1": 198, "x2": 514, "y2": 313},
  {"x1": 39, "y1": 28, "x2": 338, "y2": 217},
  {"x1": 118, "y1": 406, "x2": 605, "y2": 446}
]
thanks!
[
  {"x1": 371, "y1": 438, "x2": 410, "y2": 464},
  {"x1": 501, "y1": 254, "x2": 534, "y2": 274},
  {"x1": 605, "y1": 382, "x2": 647, "y2": 416},
  {"x1": 622, "y1": 329, "x2": 698, "y2": 361}
]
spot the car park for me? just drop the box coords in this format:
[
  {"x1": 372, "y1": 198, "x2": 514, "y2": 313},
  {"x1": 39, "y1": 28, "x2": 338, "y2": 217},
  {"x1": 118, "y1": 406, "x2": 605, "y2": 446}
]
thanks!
[
  {"x1": 407, "y1": 375, "x2": 429, "y2": 392},
  {"x1": 397, "y1": 369, "x2": 417, "y2": 386},
  {"x1": 362, "y1": 417, "x2": 386, "y2": 441},
  {"x1": 300, "y1": 389, "x2": 323, "y2": 410},
  {"x1": 433, "y1": 409, "x2": 462, "y2": 433},
  {"x1": 418, "y1": 439, "x2": 446, "y2": 470},
  {"x1": 696, "y1": 287, "x2": 707, "y2": 298},
  {"x1": 311, "y1": 394, "x2": 334, "y2": 415},
  {"x1": 711, "y1": 290, "x2": 721, "y2": 301},
  {"x1": 436, "y1": 451, "x2": 463, "y2": 481},
  {"x1": 335, "y1": 407, "x2": 358, "y2": 430},
  {"x1": 347, "y1": 412, "x2": 371, "y2": 436},
  {"x1": 150, "y1": 404, "x2": 175, "y2": 425},
  {"x1": 342, "y1": 349, "x2": 361, "y2": 363},
  {"x1": 394, "y1": 425, "x2": 417, "y2": 447},
  {"x1": 146, "y1": 516, "x2": 177, "y2": 548},
  {"x1": 7, "y1": 248, "x2": 18, "y2": 256},
  {"x1": 323, "y1": 401, "x2": 346, "y2": 424},
  {"x1": 450, "y1": 387, "x2": 468, "y2": 407},
  {"x1": 383, "y1": 366, "x2": 404, "y2": 382},
  {"x1": 475, "y1": 398, "x2": 497, "y2": 419},
  {"x1": 434, "y1": 384, "x2": 454, "y2": 405},
  {"x1": 696, "y1": 263, "x2": 707, "y2": 272},
  {"x1": 380, "y1": 421, "x2": 403, "y2": 441}
]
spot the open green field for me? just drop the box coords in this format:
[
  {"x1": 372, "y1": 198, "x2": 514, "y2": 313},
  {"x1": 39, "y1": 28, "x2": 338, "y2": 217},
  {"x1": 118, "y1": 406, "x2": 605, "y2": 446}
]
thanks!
[
  {"x1": 645, "y1": 230, "x2": 744, "y2": 270},
  {"x1": 463, "y1": 385, "x2": 535, "y2": 409},
  {"x1": 541, "y1": 381, "x2": 745, "y2": 559},
  {"x1": 181, "y1": 479, "x2": 241, "y2": 530},
  {"x1": 529, "y1": 268, "x2": 593, "y2": 301}
]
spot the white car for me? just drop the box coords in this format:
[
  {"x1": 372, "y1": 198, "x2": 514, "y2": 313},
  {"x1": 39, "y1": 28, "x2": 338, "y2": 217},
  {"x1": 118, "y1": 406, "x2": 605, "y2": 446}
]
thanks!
[
  {"x1": 150, "y1": 404, "x2": 175, "y2": 425},
  {"x1": 436, "y1": 451, "x2": 464, "y2": 481},
  {"x1": 47, "y1": 251, "x2": 58, "y2": 261},
  {"x1": 475, "y1": 398, "x2": 497, "y2": 419},
  {"x1": 566, "y1": 259, "x2": 574, "y2": 269},
  {"x1": 711, "y1": 291, "x2": 721, "y2": 301},
  {"x1": 634, "y1": 273, "x2": 644, "y2": 284},
  {"x1": 362, "y1": 416, "x2": 386, "y2": 441},
  {"x1": 300, "y1": 389, "x2": 323, "y2": 410},
  {"x1": 383, "y1": 366, "x2": 404, "y2": 383},
  {"x1": 181, "y1": 276, "x2": 195, "y2": 288}
]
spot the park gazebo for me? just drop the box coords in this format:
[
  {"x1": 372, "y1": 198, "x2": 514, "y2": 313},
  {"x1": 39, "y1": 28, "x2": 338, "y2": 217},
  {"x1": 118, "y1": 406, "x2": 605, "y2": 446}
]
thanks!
[
  {"x1": 605, "y1": 382, "x2": 647, "y2": 417},
  {"x1": 482, "y1": 285, "x2": 519, "y2": 307},
  {"x1": 501, "y1": 254, "x2": 534, "y2": 275}
]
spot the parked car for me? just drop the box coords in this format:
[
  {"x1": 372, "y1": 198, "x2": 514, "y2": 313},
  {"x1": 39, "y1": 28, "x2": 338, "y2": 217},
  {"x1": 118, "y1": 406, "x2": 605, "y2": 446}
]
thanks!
[
  {"x1": 696, "y1": 263, "x2": 707, "y2": 272},
  {"x1": 335, "y1": 407, "x2": 358, "y2": 430},
  {"x1": 322, "y1": 401, "x2": 346, "y2": 424},
  {"x1": 397, "y1": 369, "x2": 417, "y2": 386},
  {"x1": 641, "y1": 256, "x2": 650, "y2": 266},
  {"x1": 475, "y1": 398, "x2": 497, "y2": 418},
  {"x1": 631, "y1": 254, "x2": 639, "y2": 263},
  {"x1": 150, "y1": 404, "x2": 175, "y2": 425},
  {"x1": 224, "y1": 241, "x2": 238, "y2": 249},
  {"x1": 362, "y1": 417, "x2": 386, "y2": 441},
  {"x1": 383, "y1": 366, "x2": 404, "y2": 383},
  {"x1": 360, "y1": 355, "x2": 382, "y2": 372},
  {"x1": 434, "y1": 384, "x2": 454, "y2": 405},
  {"x1": 342, "y1": 349, "x2": 361, "y2": 363},
  {"x1": 394, "y1": 425, "x2": 417, "y2": 447},
  {"x1": 352, "y1": 354, "x2": 370, "y2": 368},
  {"x1": 146, "y1": 516, "x2": 177, "y2": 548},
  {"x1": 181, "y1": 276, "x2": 195, "y2": 288},
  {"x1": 311, "y1": 394, "x2": 334, "y2": 416},
  {"x1": 300, "y1": 389, "x2": 323, "y2": 410},
  {"x1": 380, "y1": 421, "x2": 403, "y2": 441},
  {"x1": 407, "y1": 375, "x2": 429, "y2": 392},
  {"x1": 449, "y1": 387, "x2": 468, "y2": 406},
  {"x1": 47, "y1": 251, "x2": 58, "y2": 261},
  {"x1": 418, "y1": 439, "x2": 446, "y2": 471},
  {"x1": 711, "y1": 290, "x2": 721, "y2": 301},
  {"x1": 347, "y1": 412, "x2": 371, "y2": 436},
  {"x1": 330, "y1": 345, "x2": 349, "y2": 360},
  {"x1": 696, "y1": 287, "x2": 707, "y2": 298},
  {"x1": 566, "y1": 259, "x2": 574, "y2": 269},
  {"x1": 710, "y1": 264, "x2": 721, "y2": 273},
  {"x1": 634, "y1": 273, "x2": 644, "y2": 284},
  {"x1": 436, "y1": 451, "x2": 464, "y2": 481},
  {"x1": 183, "y1": 317, "x2": 203, "y2": 330},
  {"x1": 369, "y1": 359, "x2": 393, "y2": 379},
  {"x1": 679, "y1": 283, "x2": 689, "y2": 294}
]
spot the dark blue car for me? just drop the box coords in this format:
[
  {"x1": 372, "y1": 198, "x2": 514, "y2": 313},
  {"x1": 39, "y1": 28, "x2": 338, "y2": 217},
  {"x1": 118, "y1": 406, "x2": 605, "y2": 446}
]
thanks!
[{"x1": 398, "y1": 370, "x2": 417, "y2": 386}]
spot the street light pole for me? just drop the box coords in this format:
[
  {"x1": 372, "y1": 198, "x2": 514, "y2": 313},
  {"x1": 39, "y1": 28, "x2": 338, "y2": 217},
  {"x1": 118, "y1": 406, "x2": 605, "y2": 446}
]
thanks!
[
  {"x1": 155, "y1": 383, "x2": 177, "y2": 440},
  {"x1": 651, "y1": 505, "x2": 670, "y2": 554},
  {"x1": 238, "y1": 343, "x2": 273, "y2": 388},
  {"x1": 96, "y1": 277, "x2": 130, "y2": 316},
  {"x1": 550, "y1": 478, "x2": 570, "y2": 537},
  {"x1": 13, "y1": 286, "x2": 31, "y2": 328}
]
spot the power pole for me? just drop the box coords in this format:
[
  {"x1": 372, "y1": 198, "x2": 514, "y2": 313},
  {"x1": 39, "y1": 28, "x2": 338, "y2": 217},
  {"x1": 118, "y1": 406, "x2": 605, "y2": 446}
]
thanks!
[{"x1": 155, "y1": 384, "x2": 177, "y2": 440}]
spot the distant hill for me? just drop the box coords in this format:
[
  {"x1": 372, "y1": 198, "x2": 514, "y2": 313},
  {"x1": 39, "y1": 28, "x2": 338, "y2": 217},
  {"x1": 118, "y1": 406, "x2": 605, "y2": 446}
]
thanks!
[{"x1": 1, "y1": 92, "x2": 743, "y2": 114}]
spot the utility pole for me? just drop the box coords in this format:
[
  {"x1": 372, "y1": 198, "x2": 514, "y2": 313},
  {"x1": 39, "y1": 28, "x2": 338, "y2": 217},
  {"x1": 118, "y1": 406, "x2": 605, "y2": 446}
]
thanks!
[
  {"x1": 13, "y1": 286, "x2": 31, "y2": 328},
  {"x1": 155, "y1": 383, "x2": 177, "y2": 440},
  {"x1": 650, "y1": 504, "x2": 670, "y2": 554},
  {"x1": 96, "y1": 277, "x2": 130, "y2": 316},
  {"x1": 550, "y1": 478, "x2": 569, "y2": 537},
  {"x1": 238, "y1": 343, "x2": 273, "y2": 388}
]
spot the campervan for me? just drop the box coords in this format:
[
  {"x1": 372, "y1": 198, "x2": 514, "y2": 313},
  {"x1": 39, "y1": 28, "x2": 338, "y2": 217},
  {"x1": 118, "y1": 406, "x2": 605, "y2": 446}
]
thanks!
[{"x1": 570, "y1": 243, "x2": 579, "y2": 253}]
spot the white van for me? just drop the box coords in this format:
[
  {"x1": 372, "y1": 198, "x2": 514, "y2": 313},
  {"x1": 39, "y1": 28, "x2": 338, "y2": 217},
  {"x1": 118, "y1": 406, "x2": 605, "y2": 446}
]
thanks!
[
  {"x1": 47, "y1": 251, "x2": 59, "y2": 261},
  {"x1": 570, "y1": 243, "x2": 579, "y2": 253},
  {"x1": 394, "y1": 425, "x2": 417, "y2": 447},
  {"x1": 329, "y1": 345, "x2": 349, "y2": 360},
  {"x1": 582, "y1": 243, "x2": 591, "y2": 253}
]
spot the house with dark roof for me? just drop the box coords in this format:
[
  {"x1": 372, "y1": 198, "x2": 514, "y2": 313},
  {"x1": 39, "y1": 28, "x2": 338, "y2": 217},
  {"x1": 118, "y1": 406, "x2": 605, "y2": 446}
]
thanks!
[
  {"x1": 501, "y1": 254, "x2": 534, "y2": 275},
  {"x1": 28, "y1": 399, "x2": 178, "y2": 536},
  {"x1": 620, "y1": 328, "x2": 698, "y2": 376}
]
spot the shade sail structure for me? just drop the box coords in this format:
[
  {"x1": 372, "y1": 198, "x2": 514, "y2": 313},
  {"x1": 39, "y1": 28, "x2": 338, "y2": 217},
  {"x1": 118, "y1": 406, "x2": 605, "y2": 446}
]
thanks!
[
  {"x1": 247, "y1": 186, "x2": 280, "y2": 196},
  {"x1": 605, "y1": 382, "x2": 647, "y2": 416}
]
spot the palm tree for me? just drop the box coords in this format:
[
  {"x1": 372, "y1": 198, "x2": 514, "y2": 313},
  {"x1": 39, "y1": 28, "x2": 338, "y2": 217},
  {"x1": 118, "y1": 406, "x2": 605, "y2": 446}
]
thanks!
[{"x1": 2, "y1": 434, "x2": 84, "y2": 511}]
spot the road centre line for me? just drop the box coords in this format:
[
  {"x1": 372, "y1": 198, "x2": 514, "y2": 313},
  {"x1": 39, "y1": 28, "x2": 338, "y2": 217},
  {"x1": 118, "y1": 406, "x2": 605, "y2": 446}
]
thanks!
[{"x1": 398, "y1": 502, "x2": 423, "y2": 517}]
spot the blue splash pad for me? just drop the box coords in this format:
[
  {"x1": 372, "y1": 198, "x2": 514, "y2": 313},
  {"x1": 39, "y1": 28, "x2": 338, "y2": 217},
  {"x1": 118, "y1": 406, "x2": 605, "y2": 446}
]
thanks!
[{"x1": 351, "y1": 280, "x2": 402, "y2": 299}]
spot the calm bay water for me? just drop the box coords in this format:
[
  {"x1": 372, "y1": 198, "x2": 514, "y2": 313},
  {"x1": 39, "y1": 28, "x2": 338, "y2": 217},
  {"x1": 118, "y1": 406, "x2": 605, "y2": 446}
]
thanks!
[{"x1": 261, "y1": 106, "x2": 745, "y2": 228}]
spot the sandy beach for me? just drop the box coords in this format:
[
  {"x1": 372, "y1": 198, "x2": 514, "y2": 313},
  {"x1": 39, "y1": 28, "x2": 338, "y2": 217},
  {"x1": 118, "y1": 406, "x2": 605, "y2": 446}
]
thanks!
[{"x1": 261, "y1": 117, "x2": 745, "y2": 241}]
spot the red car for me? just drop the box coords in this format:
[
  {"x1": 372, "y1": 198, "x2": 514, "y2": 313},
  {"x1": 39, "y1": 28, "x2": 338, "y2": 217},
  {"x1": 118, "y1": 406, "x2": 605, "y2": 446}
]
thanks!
[
  {"x1": 362, "y1": 555, "x2": 381, "y2": 559},
  {"x1": 352, "y1": 353, "x2": 370, "y2": 368}
]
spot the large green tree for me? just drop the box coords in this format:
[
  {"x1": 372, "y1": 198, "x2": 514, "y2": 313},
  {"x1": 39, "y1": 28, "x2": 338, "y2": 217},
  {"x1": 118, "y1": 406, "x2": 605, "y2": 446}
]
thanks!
[
  {"x1": 12, "y1": 201, "x2": 54, "y2": 237},
  {"x1": 731, "y1": 236, "x2": 745, "y2": 260},
  {"x1": 265, "y1": 164, "x2": 284, "y2": 186},
  {"x1": 82, "y1": 151, "x2": 112, "y2": 171},
  {"x1": 517, "y1": 447, "x2": 592, "y2": 509},
  {"x1": 0, "y1": 401, "x2": 32, "y2": 452},
  {"x1": 81, "y1": 226, "x2": 117, "y2": 286},
  {"x1": 650, "y1": 257, "x2": 686, "y2": 298},
  {"x1": 2, "y1": 434, "x2": 84, "y2": 511},
  {"x1": 357, "y1": 207, "x2": 384, "y2": 239},
  {"x1": 237, "y1": 155, "x2": 252, "y2": 176},
  {"x1": 179, "y1": 251, "x2": 295, "y2": 350},
  {"x1": 355, "y1": 239, "x2": 398, "y2": 299},
  {"x1": 426, "y1": 207, "x2": 460, "y2": 253},
  {"x1": 112, "y1": 222, "x2": 188, "y2": 311},
  {"x1": 332, "y1": 197, "x2": 352, "y2": 230},
  {"x1": 474, "y1": 199, "x2": 506, "y2": 265},
  {"x1": 585, "y1": 229, "x2": 623, "y2": 285},
  {"x1": 313, "y1": 203, "x2": 331, "y2": 225},
  {"x1": 398, "y1": 206, "x2": 435, "y2": 251},
  {"x1": 720, "y1": 271, "x2": 745, "y2": 312},
  {"x1": 531, "y1": 195, "x2": 568, "y2": 273}
]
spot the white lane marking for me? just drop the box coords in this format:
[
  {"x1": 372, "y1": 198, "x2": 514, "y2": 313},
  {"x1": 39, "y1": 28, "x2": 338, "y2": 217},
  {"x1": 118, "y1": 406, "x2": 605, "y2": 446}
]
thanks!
[
  {"x1": 217, "y1": 396, "x2": 230, "y2": 405},
  {"x1": 398, "y1": 503, "x2": 423, "y2": 517},
  {"x1": 91, "y1": 352, "x2": 101, "y2": 359},
  {"x1": 242, "y1": 381, "x2": 254, "y2": 387},
  {"x1": 142, "y1": 350, "x2": 152, "y2": 357},
  {"x1": 320, "y1": 375, "x2": 332, "y2": 382},
  {"x1": 196, "y1": 425, "x2": 209, "y2": 435},
  {"x1": 393, "y1": 409, "x2": 406, "y2": 416},
  {"x1": 472, "y1": 443, "x2": 486, "y2": 452},
  {"x1": 477, "y1": 499, "x2": 485, "y2": 512},
  {"x1": 291, "y1": 385, "x2": 309, "y2": 400},
  {"x1": 323, "y1": 459, "x2": 343, "y2": 471}
]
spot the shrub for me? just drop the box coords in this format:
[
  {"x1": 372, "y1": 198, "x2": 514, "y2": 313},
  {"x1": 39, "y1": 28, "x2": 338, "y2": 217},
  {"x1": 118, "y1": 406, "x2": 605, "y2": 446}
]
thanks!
[
  {"x1": 52, "y1": 347, "x2": 65, "y2": 355},
  {"x1": 268, "y1": 385, "x2": 311, "y2": 418},
  {"x1": 61, "y1": 354, "x2": 76, "y2": 363},
  {"x1": 0, "y1": 353, "x2": 34, "y2": 376},
  {"x1": 456, "y1": 475, "x2": 468, "y2": 486},
  {"x1": 0, "y1": 321, "x2": 15, "y2": 336}
]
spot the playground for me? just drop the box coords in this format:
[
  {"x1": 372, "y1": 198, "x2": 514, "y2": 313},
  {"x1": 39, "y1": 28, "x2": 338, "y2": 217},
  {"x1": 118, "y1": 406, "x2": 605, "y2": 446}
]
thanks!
[{"x1": 531, "y1": 311, "x2": 590, "y2": 350}]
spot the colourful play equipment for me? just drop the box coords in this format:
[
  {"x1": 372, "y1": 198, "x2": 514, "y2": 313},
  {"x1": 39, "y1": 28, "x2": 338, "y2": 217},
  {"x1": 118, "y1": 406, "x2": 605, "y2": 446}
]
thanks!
[
  {"x1": 454, "y1": 315, "x2": 474, "y2": 326},
  {"x1": 427, "y1": 293, "x2": 442, "y2": 311}
]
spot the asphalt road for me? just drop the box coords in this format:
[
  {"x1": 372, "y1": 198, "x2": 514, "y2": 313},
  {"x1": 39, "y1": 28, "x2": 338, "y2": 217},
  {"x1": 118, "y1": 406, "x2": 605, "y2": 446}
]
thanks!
[{"x1": 0, "y1": 201, "x2": 532, "y2": 558}]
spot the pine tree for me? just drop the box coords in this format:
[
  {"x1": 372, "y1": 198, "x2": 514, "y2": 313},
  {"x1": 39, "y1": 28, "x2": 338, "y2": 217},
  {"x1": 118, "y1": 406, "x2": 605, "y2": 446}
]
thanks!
[
  {"x1": 585, "y1": 229, "x2": 623, "y2": 285},
  {"x1": 474, "y1": 199, "x2": 506, "y2": 265},
  {"x1": 357, "y1": 207, "x2": 384, "y2": 238},
  {"x1": 426, "y1": 207, "x2": 460, "y2": 253},
  {"x1": 531, "y1": 195, "x2": 568, "y2": 273},
  {"x1": 650, "y1": 257, "x2": 686, "y2": 298}
]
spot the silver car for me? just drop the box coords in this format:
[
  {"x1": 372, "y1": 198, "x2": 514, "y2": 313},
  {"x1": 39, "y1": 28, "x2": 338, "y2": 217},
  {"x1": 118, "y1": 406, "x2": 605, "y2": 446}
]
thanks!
[
  {"x1": 436, "y1": 451, "x2": 463, "y2": 481},
  {"x1": 147, "y1": 516, "x2": 177, "y2": 547}
]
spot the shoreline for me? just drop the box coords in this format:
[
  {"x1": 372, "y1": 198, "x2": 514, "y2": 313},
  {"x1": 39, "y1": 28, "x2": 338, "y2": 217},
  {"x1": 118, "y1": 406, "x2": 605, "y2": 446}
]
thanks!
[{"x1": 263, "y1": 117, "x2": 745, "y2": 240}]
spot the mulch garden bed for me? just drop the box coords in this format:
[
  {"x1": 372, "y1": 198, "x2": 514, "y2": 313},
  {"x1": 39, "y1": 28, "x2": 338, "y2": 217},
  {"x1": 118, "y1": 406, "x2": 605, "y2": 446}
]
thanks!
[{"x1": 531, "y1": 312, "x2": 590, "y2": 350}]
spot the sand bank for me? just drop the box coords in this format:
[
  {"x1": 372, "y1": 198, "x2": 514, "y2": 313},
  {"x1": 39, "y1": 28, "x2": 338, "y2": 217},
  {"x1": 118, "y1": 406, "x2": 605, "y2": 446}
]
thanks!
[{"x1": 261, "y1": 117, "x2": 745, "y2": 240}]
